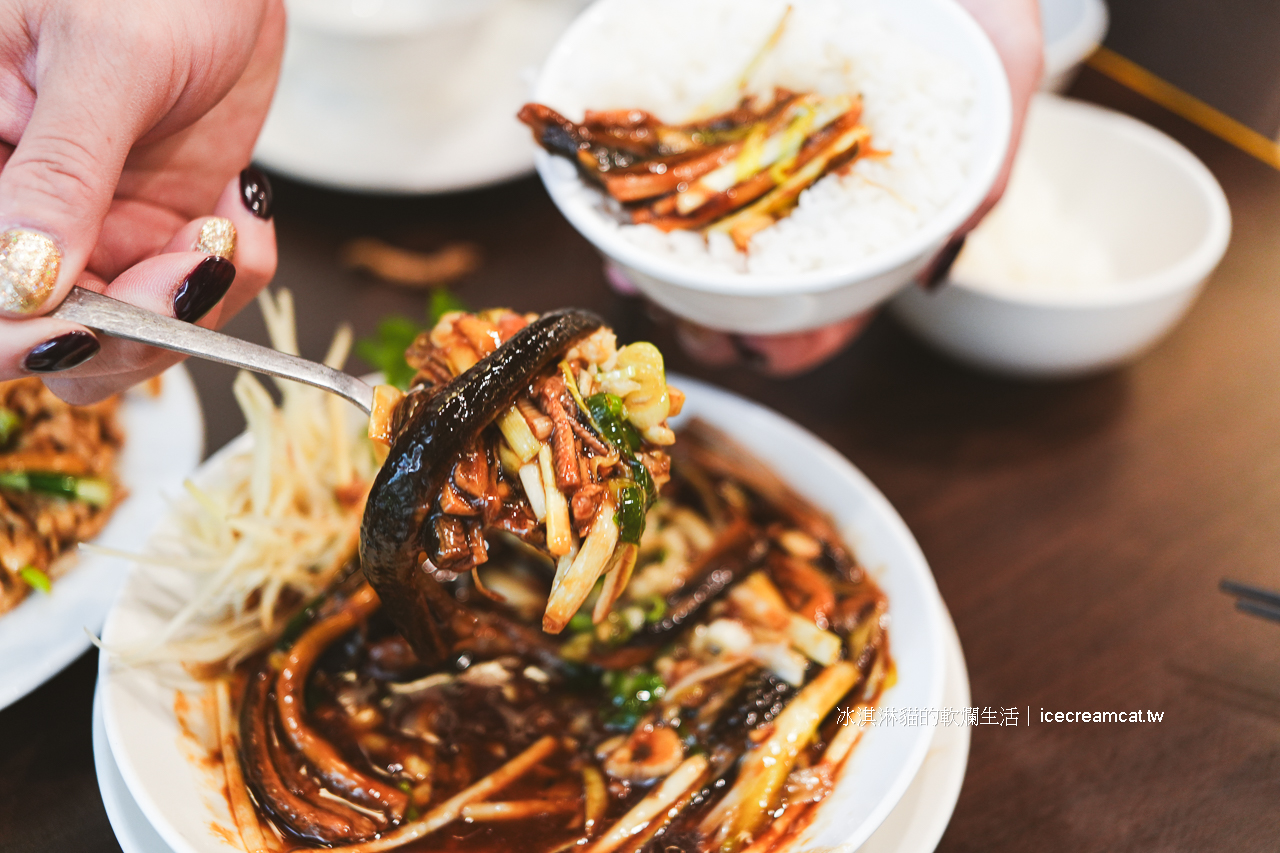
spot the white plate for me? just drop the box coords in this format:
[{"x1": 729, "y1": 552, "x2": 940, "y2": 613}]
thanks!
[
  {"x1": 95, "y1": 687, "x2": 176, "y2": 853},
  {"x1": 94, "y1": 607, "x2": 970, "y2": 853},
  {"x1": 0, "y1": 366, "x2": 203, "y2": 711},
  {"x1": 100, "y1": 376, "x2": 947, "y2": 853},
  {"x1": 253, "y1": 0, "x2": 587, "y2": 194},
  {"x1": 857, "y1": 610, "x2": 969, "y2": 853}
]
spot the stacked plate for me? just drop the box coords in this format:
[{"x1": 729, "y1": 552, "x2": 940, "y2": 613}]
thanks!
[{"x1": 92, "y1": 377, "x2": 971, "y2": 853}]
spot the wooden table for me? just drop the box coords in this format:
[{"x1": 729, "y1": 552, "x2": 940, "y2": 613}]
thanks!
[{"x1": 4, "y1": 67, "x2": 1280, "y2": 852}]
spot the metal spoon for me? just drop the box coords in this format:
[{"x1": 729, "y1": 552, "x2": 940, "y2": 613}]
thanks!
[{"x1": 51, "y1": 286, "x2": 376, "y2": 413}]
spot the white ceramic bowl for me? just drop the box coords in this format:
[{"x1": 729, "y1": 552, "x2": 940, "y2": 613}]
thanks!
[
  {"x1": 100, "y1": 377, "x2": 947, "y2": 853},
  {"x1": 891, "y1": 95, "x2": 1231, "y2": 378},
  {"x1": 530, "y1": 0, "x2": 1011, "y2": 335},
  {"x1": 1040, "y1": 0, "x2": 1109, "y2": 93}
]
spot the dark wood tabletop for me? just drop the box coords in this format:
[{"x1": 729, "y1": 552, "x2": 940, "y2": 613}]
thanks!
[{"x1": 4, "y1": 66, "x2": 1280, "y2": 852}]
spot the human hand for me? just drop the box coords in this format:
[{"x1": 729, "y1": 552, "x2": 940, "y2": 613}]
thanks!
[
  {"x1": 0, "y1": 0, "x2": 285, "y2": 402},
  {"x1": 675, "y1": 0, "x2": 1044, "y2": 376}
]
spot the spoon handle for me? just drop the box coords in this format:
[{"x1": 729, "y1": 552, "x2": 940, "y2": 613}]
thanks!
[{"x1": 51, "y1": 286, "x2": 375, "y2": 414}]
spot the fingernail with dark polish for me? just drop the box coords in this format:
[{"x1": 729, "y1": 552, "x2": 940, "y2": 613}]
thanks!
[
  {"x1": 923, "y1": 235, "x2": 967, "y2": 291},
  {"x1": 239, "y1": 166, "x2": 273, "y2": 220},
  {"x1": 24, "y1": 331, "x2": 100, "y2": 373},
  {"x1": 173, "y1": 256, "x2": 236, "y2": 323}
]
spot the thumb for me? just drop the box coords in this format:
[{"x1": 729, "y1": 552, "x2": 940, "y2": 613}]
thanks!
[{"x1": 0, "y1": 51, "x2": 143, "y2": 318}]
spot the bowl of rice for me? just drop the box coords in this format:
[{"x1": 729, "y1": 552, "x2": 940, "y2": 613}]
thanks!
[
  {"x1": 528, "y1": 0, "x2": 1011, "y2": 334},
  {"x1": 890, "y1": 94, "x2": 1231, "y2": 378}
]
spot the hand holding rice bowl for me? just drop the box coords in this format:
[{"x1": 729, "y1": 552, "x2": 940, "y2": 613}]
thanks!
[{"x1": 531, "y1": 0, "x2": 1011, "y2": 333}]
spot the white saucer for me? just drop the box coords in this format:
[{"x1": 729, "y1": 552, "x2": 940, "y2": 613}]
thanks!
[
  {"x1": 253, "y1": 0, "x2": 587, "y2": 194},
  {"x1": 93, "y1": 610, "x2": 969, "y2": 853},
  {"x1": 94, "y1": 686, "x2": 175, "y2": 853},
  {"x1": 0, "y1": 366, "x2": 203, "y2": 711}
]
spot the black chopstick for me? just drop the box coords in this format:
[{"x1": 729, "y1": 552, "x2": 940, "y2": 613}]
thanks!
[
  {"x1": 1236, "y1": 598, "x2": 1280, "y2": 624},
  {"x1": 1220, "y1": 579, "x2": 1280, "y2": 624},
  {"x1": 1219, "y1": 579, "x2": 1280, "y2": 609}
]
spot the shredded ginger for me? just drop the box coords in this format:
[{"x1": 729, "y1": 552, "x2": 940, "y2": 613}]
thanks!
[{"x1": 93, "y1": 290, "x2": 378, "y2": 671}]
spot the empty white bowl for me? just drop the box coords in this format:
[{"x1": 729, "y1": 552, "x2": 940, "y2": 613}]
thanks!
[
  {"x1": 891, "y1": 94, "x2": 1231, "y2": 378},
  {"x1": 530, "y1": 0, "x2": 1011, "y2": 335},
  {"x1": 1040, "y1": 0, "x2": 1109, "y2": 93}
]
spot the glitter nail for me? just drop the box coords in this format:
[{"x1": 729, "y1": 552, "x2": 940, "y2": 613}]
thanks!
[
  {"x1": 194, "y1": 217, "x2": 237, "y2": 260},
  {"x1": 0, "y1": 229, "x2": 60, "y2": 314}
]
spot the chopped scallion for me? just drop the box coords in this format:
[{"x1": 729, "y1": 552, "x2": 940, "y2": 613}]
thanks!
[
  {"x1": 18, "y1": 565, "x2": 51, "y2": 594},
  {"x1": 0, "y1": 407, "x2": 19, "y2": 447},
  {"x1": 0, "y1": 471, "x2": 113, "y2": 507}
]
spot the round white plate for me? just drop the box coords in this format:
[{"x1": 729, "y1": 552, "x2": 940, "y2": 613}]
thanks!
[
  {"x1": 857, "y1": 610, "x2": 969, "y2": 853},
  {"x1": 0, "y1": 366, "x2": 203, "y2": 711},
  {"x1": 100, "y1": 376, "x2": 948, "y2": 853},
  {"x1": 95, "y1": 687, "x2": 175, "y2": 853},
  {"x1": 94, "y1": 609, "x2": 970, "y2": 853},
  {"x1": 253, "y1": 0, "x2": 587, "y2": 194}
]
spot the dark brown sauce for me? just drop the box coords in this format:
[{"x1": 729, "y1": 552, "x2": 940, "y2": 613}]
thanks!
[{"x1": 230, "y1": 423, "x2": 891, "y2": 853}]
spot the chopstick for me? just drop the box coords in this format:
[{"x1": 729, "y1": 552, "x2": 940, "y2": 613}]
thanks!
[
  {"x1": 1236, "y1": 599, "x2": 1280, "y2": 624},
  {"x1": 1220, "y1": 579, "x2": 1280, "y2": 624}
]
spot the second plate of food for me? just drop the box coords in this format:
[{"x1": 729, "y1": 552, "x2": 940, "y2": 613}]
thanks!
[
  {"x1": 101, "y1": 374, "x2": 946, "y2": 853},
  {"x1": 0, "y1": 366, "x2": 203, "y2": 711}
]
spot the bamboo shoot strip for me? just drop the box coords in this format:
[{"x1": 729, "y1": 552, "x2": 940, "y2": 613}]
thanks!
[
  {"x1": 327, "y1": 736, "x2": 560, "y2": 853},
  {"x1": 498, "y1": 406, "x2": 542, "y2": 464},
  {"x1": 519, "y1": 462, "x2": 547, "y2": 521},
  {"x1": 592, "y1": 542, "x2": 638, "y2": 624},
  {"x1": 584, "y1": 755, "x2": 710, "y2": 853},
  {"x1": 582, "y1": 766, "x2": 607, "y2": 833},
  {"x1": 677, "y1": 95, "x2": 856, "y2": 214},
  {"x1": 819, "y1": 708, "x2": 867, "y2": 769},
  {"x1": 711, "y1": 124, "x2": 871, "y2": 249},
  {"x1": 699, "y1": 662, "x2": 858, "y2": 851},
  {"x1": 728, "y1": 572, "x2": 842, "y2": 665},
  {"x1": 614, "y1": 760, "x2": 716, "y2": 853},
  {"x1": 460, "y1": 800, "x2": 581, "y2": 821},
  {"x1": 545, "y1": 502, "x2": 620, "y2": 632},
  {"x1": 737, "y1": 804, "x2": 805, "y2": 853},
  {"x1": 216, "y1": 679, "x2": 269, "y2": 853},
  {"x1": 540, "y1": 444, "x2": 572, "y2": 556}
]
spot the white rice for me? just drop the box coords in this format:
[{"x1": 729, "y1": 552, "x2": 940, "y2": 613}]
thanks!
[{"x1": 538, "y1": 0, "x2": 975, "y2": 276}]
